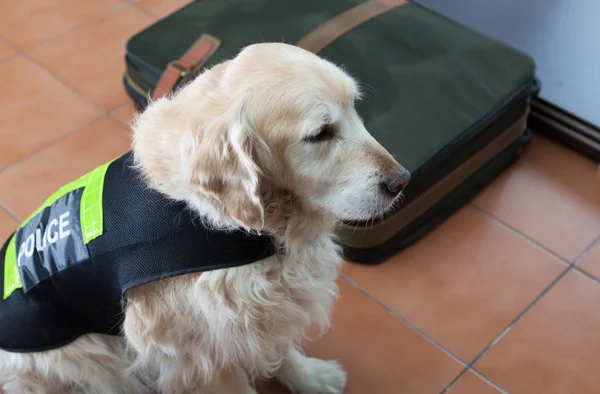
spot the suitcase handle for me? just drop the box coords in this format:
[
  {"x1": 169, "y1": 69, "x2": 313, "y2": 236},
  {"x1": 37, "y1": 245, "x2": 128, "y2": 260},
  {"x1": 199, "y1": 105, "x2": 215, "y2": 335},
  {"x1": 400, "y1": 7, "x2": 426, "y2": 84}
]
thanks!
[
  {"x1": 296, "y1": 0, "x2": 407, "y2": 54},
  {"x1": 152, "y1": 33, "x2": 221, "y2": 100}
]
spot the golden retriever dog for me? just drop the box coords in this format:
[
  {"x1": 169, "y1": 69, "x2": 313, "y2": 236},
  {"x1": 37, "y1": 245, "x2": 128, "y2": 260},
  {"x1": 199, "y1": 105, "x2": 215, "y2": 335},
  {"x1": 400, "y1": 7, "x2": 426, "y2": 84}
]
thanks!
[{"x1": 0, "y1": 43, "x2": 409, "y2": 393}]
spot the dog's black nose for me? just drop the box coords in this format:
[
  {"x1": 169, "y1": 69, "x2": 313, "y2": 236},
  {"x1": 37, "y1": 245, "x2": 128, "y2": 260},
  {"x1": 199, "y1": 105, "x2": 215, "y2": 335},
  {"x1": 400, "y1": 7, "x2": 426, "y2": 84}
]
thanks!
[{"x1": 382, "y1": 169, "x2": 411, "y2": 197}]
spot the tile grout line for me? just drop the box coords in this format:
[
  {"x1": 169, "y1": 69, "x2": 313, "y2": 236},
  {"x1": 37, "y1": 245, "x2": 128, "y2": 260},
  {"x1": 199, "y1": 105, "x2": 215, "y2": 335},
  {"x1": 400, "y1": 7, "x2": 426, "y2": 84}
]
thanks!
[
  {"x1": 22, "y1": 52, "x2": 111, "y2": 115},
  {"x1": 0, "y1": 3, "x2": 142, "y2": 170},
  {"x1": 0, "y1": 114, "x2": 106, "y2": 176},
  {"x1": 0, "y1": 204, "x2": 20, "y2": 223},
  {"x1": 109, "y1": 101, "x2": 137, "y2": 129},
  {"x1": 571, "y1": 237, "x2": 600, "y2": 265},
  {"x1": 574, "y1": 265, "x2": 600, "y2": 284},
  {"x1": 0, "y1": 25, "x2": 131, "y2": 172},
  {"x1": 342, "y1": 274, "x2": 510, "y2": 393},
  {"x1": 572, "y1": 236, "x2": 600, "y2": 266},
  {"x1": 131, "y1": 3, "x2": 160, "y2": 20},
  {"x1": 572, "y1": 236, "x2": 600, "y2": 282},
  {"x1": 439, "y1": 264, "x2": 573, "y2": 393},
  {"x1": 445, "y1": 237, "x2": 600, "y2": 392},
  {"x1": 470, "y1": 203, "x2": 571, "y2": 265},
  {"x1": 1, "y1": 6, "x2": 136, "y2": 119},
  {"x1": 21, "y1": 3, "x2": 131, "y2": 53},
  {"x1": 0, "y1": 52, "x2": 19, "y2": 66},
  {"x1": 468, "y1": 368, "x2": 509, "y2": 394},
  {"x1": 440, "y1": 366, "x2": 509, "y2": 394},
  {"x1": 0, "y1": 36, "x2": 111, "y2": 118},
  {"x1": 340, "y1": 275, "x2": 469, "y2": 368},
  {"x1": 441, "y1": 237, "x2": 600, "y2": 393}
]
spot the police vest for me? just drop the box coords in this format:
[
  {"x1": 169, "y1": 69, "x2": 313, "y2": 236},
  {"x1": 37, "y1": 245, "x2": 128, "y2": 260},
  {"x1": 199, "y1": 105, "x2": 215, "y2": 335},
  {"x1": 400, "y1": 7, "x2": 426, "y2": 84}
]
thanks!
[{"x1": 0, "y1": 152, "x2": 277, "y2": 353}]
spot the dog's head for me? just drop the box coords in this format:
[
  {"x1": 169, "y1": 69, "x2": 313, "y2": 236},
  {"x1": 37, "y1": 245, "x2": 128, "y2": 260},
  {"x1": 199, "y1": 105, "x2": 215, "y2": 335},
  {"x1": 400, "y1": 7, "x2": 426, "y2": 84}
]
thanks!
[{"x1": 132, "y1": 43, "x2": 409, "y2": 235}]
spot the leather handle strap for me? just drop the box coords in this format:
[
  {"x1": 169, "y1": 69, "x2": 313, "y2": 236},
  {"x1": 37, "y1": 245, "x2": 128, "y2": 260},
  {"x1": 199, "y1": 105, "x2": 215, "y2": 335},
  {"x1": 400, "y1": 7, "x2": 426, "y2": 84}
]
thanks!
[
  {"x1": 296, "y1": 0, "x2": 408, "y2": 54},
  {"x1": 152, "y1": 33, "x2": 222, "y2": 100}
]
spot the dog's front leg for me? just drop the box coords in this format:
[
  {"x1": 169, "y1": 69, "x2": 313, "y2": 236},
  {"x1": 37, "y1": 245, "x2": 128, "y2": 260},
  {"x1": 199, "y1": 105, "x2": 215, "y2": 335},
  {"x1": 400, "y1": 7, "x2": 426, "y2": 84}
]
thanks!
[
  {"x1": 203, "y1": 367, "x2": 257, "y2": 394},
  {"x1": 274, "y1": 347, "x2": 347, "y2": 394},
  {"x1": 124, "y1": 316, "x2": 257, "y2": 394},
  {"x1": 123, "y1": 279, "x2": 259, "y2": 394}
]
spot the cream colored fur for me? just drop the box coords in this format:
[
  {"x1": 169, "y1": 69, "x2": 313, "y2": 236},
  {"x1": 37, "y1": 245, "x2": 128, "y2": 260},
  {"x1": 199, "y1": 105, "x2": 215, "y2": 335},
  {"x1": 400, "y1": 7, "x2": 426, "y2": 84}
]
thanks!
[{"x1": 0, "y1": 43, "x2": 408, "y2": 394}]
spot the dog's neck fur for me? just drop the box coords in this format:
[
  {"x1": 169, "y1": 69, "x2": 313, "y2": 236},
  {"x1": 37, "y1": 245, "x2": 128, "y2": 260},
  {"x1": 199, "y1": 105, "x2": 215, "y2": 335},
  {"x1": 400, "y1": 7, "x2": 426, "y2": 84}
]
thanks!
[
  {"x1": 261, "y1": 186, "x2": 337, "y2": 245},
  {"x1": 144, "y1": 158, "x2": 336, "y2": 246},
  {"x1": 186, "y1": 184, "x2": 338, "y2": 250}
]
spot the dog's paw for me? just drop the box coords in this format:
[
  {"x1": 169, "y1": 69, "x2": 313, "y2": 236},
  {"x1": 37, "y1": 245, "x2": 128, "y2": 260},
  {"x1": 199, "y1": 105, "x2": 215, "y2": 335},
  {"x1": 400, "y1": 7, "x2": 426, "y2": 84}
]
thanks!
[
  {"x1": 288, "y1": 358, "x2": 347, "y2": 394},
  {"x1": 305, "y1": 358, "x2": 347, "y2": 394}
]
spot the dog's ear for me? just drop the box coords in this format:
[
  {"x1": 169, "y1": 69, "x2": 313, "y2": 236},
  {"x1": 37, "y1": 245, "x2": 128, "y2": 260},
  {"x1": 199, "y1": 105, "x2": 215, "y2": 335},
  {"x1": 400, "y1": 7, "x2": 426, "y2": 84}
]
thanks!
[
  {"x1": 186, "y1": 105, "x2": 265, "y2": 230},
  {"x1": 132, "y1": 61, "x2": 266, "y2": 230}
]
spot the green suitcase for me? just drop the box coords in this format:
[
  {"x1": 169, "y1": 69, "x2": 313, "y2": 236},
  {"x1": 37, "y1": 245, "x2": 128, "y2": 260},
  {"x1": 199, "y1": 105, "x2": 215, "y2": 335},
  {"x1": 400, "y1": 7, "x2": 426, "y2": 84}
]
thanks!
[{"x1": 123, "y1": 0, "x2": 539, "y2": 264}]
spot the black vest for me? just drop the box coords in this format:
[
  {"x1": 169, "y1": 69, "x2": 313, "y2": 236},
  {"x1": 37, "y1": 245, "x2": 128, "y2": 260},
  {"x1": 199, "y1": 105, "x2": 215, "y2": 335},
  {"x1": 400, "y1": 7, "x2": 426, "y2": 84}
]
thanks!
[{"x1": 0, "y1": 152, "x2": 277, "y2": 353}]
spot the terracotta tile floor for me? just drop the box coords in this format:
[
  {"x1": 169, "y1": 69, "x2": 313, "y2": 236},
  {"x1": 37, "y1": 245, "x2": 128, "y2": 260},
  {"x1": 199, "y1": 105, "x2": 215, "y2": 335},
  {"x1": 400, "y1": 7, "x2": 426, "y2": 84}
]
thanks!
[{"x1": 1, "y1": 1, "x2": 599, "y2": 394}]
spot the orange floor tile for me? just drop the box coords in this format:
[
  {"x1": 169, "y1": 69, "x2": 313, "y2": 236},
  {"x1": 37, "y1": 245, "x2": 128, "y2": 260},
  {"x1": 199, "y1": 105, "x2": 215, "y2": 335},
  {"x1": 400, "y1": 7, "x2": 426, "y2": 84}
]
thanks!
[{"x1": 0, "y1": 2, "x2": 599, "y2": 394}]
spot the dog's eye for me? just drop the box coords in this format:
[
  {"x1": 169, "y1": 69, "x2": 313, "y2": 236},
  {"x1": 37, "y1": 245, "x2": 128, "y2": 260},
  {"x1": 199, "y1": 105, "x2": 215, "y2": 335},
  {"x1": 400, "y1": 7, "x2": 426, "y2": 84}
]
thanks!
[{"x1": 304, "y1": 124, "x2": 337, "y2": 143}]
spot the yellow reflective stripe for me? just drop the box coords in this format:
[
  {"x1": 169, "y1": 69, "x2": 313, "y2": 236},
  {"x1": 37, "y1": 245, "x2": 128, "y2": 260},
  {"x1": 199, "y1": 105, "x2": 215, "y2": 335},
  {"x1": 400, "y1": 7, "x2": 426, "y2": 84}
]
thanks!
[
  {"x1": 21, "y1": 175, "x2": 92, "y2": 227},
  {"x1": 80, "y1": 161, "x2": 112, "y2": 243},
  {"x1": 3, "y1": 234, "x2": 19, "y2": 299},
  {"x1": 3, "y1": 157, "x2": 117, "y2": 299}
]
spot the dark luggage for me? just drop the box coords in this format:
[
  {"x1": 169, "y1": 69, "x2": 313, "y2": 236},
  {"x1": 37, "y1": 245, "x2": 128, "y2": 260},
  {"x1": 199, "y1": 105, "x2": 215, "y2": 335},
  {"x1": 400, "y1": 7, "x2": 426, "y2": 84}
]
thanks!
[
  {"x1": 416, "y1": 0, "x2": 600, "y2": 162},
  {"x1": 123, "y1": 0, "x2": 539, "y2": 264}
]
